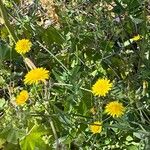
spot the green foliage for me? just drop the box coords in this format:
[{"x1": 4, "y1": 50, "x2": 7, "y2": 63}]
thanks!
[
  {"x1": 0, "y1": 125, "x2": 25, "y2": 145},
  {"x1": 20, "y1": 125, "x2": 49, "y2": 150},
  {"x1": 0, "y1": 0, "x2": 150, "y2": 149}
]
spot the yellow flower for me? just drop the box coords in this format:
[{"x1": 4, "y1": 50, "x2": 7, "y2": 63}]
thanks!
[
  {"x1": 131, "y1": 35, "x2": 142, "y2": 41},
  {"x1": 15, "y1": 39, "x2": 32, "y2": 54},
  {"x1": 92, "y1": 78, "x2": 112, "y2": 97},
  {"x1": 124, "y1": 35, "x2": 143, "y2": 47},
  {"x1": 24, "y1": 67, "x2": 49, "y2": 85},
  {"x1": 89, "y1": 121, "x2": 102, "y2": 134},
  {"x1": 105, "y1": 101, "x2": 125, "y2": 118},
  {"x1": 16, "y1": 90, "x2": 29, "y2": 105}
]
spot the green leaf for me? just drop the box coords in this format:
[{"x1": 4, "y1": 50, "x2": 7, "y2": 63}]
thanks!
[
  {"x1": 0, "y1": 43, "x2": 10, "y2": 61},
  {"x1": 41, "y1": 27, "x2": 64, "y2": 45},
  {"x1": 133, "y1": 132, "x2": 144, "y2": 140},
  {"x1": 52, "y1": 69, "x2": 66, "y2": 83},
  {"x1": 127, "y1": 145, "x2": 138, "y2": 150},
  {"x1": 20, "y1": 124, "x2": 49, "y2": 150},
  {"x1": 0, "y1": 138, "x2": 6, "y2": 148},
  {"x1": 126, "y1": 135, "x2": 133, "y2": 142},
  {"x1": 0, "y1": 126, "x2": 26, "y2": 144},
  {"x1": 3, "y1": 143, "x2": 20, "y2": 150},
  {"x1": 130, "y1": 16, "x2": 143, "y2": 24},
  {"x1": 0, "y1": 98, "x2": 5, "y2": 108},
  {"x1": 0, "y1": 42, "x2": 18, "y2": 62}
]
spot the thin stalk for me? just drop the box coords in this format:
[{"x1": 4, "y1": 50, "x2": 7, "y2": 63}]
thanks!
[
  {"x1": 37, "y1": 41, "x2": 70, "y2": 74},
  {"x1": 0, "y1": 0, "x2": 17, "y2": 42},
  {"x1": 53, "y1": 82, "x2": 92, "y2": 93},
  {"x1": 48, "y1": 118, "x2": 59, "y2": 149},
  {"x1": 33, "y1": 85, "x2": 60, "y2": 150}
]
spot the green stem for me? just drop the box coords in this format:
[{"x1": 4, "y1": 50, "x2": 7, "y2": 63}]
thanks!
[
  {"x1": 0, "y1": 0, "x2": 17, "y2": 42},
  {"x1": 53, "y1": 82, "x2": 92, "y2": 93},
  {"x1": 37, "y1": 41, "x2": 71, "y2": 74},
  {"x1": 48, "y1": 118, "x2": 60, "y2": 150},
  {"x1": 33, "y1": 85, "x2": 60, "y2": 149}
]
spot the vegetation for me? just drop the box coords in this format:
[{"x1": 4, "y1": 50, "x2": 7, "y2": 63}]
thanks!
[{"x1": 0, "y1": 0, "x2": 150, "y2": 149}]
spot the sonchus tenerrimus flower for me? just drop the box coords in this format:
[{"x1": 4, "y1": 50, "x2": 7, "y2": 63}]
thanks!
[
  {"x1": 15, "y1": 39, "x2": 32, "y2": 54},
  {"x1": 24, "y1": 67, "x2": 49, "y2": 85},
  {"x1": 92, "y1": 78, "x2": 112, "y2": 97},
  {"x1": 105, "y1": 101, "x2": 125, "y2": 118}
]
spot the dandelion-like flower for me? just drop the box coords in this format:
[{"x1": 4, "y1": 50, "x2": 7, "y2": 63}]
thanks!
[
  {"x1": 105, "y1": 101, "x2": 125, "y2": 118},
  {"x1": 89, "y1": 121, "x2": 102, "y2": 134},
  {"x1": 131, "y1": 35, "x2": 142, "y2": 41},
  {"x1": 15, "y1": 39, "x2": 32, "y2": 54},
  {"x1": 16, "y1": 90, "x2": 29, "y2": 105},
  {"x1": 24, "y1": 67, "x2": 49, "y2": 85},
  {"x1": 92, "y1": 78, "x2": 112, "y2": 97}
]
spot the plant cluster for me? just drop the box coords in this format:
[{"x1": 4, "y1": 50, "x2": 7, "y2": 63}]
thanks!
[{"x1": 0, "y1": 0, "x2": 150, "y2": 150}]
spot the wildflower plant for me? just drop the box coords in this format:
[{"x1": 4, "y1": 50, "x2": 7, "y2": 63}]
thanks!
[{"x1": 0, "y1": 0, "x2": 150, "y2": 150}]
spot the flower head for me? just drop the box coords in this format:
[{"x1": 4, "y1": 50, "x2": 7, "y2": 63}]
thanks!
[
  {"x1": 24, "y1": 67, "x2": 49, "y2": 85},
  {"x1": 131, "y1": 35, "x2": 142, "y2": 41},
  {"x1": 92, "y1": 78, "x2": 112, "y2": 97},
  {"x1": 15, "y1": 39, "x2": 32, "y2": 54},
  {"x1": 89, "y1": 121, "x2": 102, "y2": 134},
  {"x1": 16, "y1": 90, "x2": 29, "y2": 105},
  {"x1": 105, "y1": 101, "x2": 125, "y2": 118}
]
